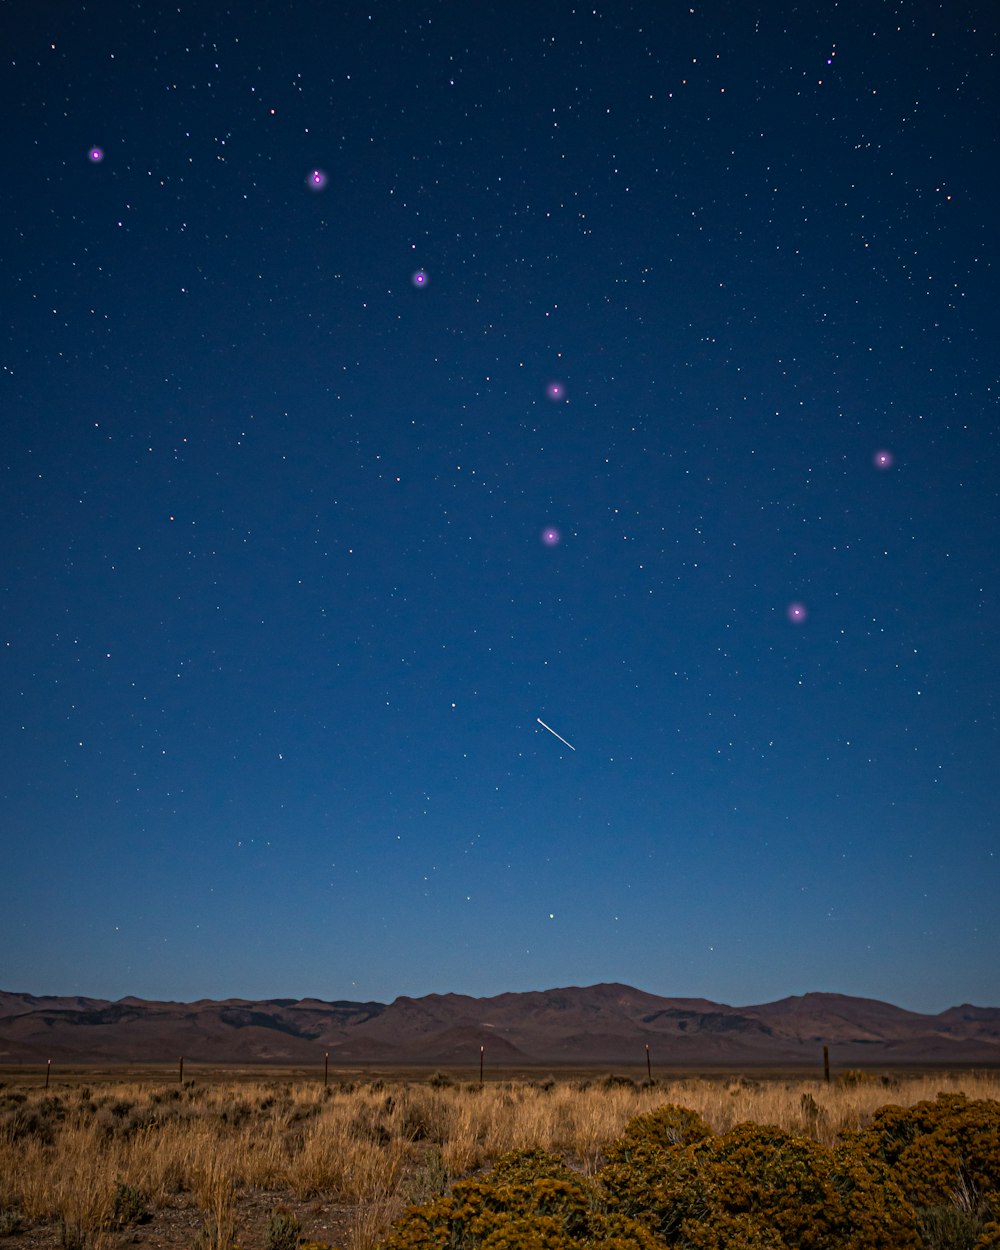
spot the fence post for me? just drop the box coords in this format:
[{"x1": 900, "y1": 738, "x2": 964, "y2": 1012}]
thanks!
[
  {"x1": 645, "y1": 1044, "x2": 651, "y2": 1081},
  {"x1": 324, "y1": 1052, "x2": 329, "y2": 1087},
  {"x1": 823, "y1": 1045, "x2": 830, "y2": 1084},
  {"x1": 45, "y1": 1059, "x2": 51, "y2": 1090},
  {"x1": 179, "y1": 1056, "x2": 184, "y2": 1084},
  {"x1": 479, "y1": 1045, "x2": 484, "y2": 1086}
]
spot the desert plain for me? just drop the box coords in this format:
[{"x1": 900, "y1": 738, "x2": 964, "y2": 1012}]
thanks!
[{"x1": 2, "y1": 1062, "x2": 999, "y2": 1250}]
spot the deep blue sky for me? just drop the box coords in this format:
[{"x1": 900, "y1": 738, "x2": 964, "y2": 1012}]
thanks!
[{"x1": 2, "y1": 1, "x2": 997, "y2": 1014}]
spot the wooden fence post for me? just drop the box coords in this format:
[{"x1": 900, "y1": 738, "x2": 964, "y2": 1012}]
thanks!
[{"x1": 823, "y1": 1045, "x2": 830, "y2": 1084}]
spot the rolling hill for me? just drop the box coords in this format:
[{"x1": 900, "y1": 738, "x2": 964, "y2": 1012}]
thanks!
[{"x1": 1, "y1": 984, "x2": 998, "y2": 1067}]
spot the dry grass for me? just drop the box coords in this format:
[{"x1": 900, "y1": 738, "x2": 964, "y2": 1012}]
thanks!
[{"x1": 0, "y1": 1069, "x2": 997, "y2": 1248}]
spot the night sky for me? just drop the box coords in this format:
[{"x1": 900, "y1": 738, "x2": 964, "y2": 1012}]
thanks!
[{"x1": 3, "y1": 2, "x2": 998, "y2": 1015}]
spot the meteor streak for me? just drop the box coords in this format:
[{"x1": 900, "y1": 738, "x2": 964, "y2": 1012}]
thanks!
[{"x1": 536, "y1": 718, "x2": 576, "y2": 751}]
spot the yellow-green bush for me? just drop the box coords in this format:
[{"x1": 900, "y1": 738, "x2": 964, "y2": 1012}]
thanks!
[
  {"x1": 600, "y1": 1121, "x2": 921, "y2": 1249},
  {"x1": 383, "y1": 1124, "x2": 927, "y2": 1249},
  {"x1": 617, "y1": 1104, "x2": 714, "y2": 1150},
  {"x1": 379, "y1": 1097, "x2": 1000, "y2": 1250},
  {"x1": 382, "y1": 1150, "x2": 657, "y2": 1250},
  {"x1": 843, "y1": 1093, "x2": 1000, "y2": 1211},
  {"x1": 974, "y1": 1219, "x2": 1000, "y2": 1249}
]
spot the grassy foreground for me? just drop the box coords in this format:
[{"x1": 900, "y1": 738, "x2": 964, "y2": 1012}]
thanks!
[{"x1": 0, "y1": 1069, "x2": 998, "y2": 1249}]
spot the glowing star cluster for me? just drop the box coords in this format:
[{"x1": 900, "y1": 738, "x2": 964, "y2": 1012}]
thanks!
[
  {"x1": 306, "y1": 168, "x2": 328, "y2": 191},
  {"x1": 541, "y1": 527, "x2": 561, "y2": 546},
  {"x1": 411, "y1": 269, "x2": 428, "y2": 288},
  {"x1": 873, "y1": 449, "x2": 894, "y2": 470},
  {"x1": 88, "y1": 146, "x2": 104, "y2": 163},
  {"x1": 787, "y1": 602, "x2": 808, "y2": 624},
  {"x1": 545, "y1": 381, "x2": 566, "y2": 401}
]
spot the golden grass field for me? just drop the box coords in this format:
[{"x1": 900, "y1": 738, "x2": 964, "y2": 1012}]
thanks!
[{"x1": 1, "y1": 1066, "x2": 998, "y2": 1250}]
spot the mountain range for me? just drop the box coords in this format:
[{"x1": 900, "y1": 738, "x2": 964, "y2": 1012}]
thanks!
[{"x1": 2, "y1": 984, "x2": 998, "y2": 1067}]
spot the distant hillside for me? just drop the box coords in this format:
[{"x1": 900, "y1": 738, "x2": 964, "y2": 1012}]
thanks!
[{"x1": 1, "y1": 984, "x2": 998, "y2": 1066}]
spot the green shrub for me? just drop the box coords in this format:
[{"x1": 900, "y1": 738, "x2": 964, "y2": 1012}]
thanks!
[
  {"x1": 0, "y1": 1208, "x2": 23, "y2": 1236},
  {"x1": 109, "y1": 1180, "x2": 147, "y2": 1227},
  {"x1": 265, "y1": 1206, "x2": 301, "y2": 1250},
  {"x1": 194, "y1": 1215, "x2": 236, "y2": 1250},
  {"x1": 917, "y1": 1203, "x2": 985, "y2": 1250},
  {"x1": 404, "y1": 1147, "x2": 450, "y2": 1207}
]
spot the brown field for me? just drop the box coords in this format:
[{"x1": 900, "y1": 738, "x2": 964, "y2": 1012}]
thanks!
[{"x1": 1, "y1": 1065, "x2": 998, "y2": 1250}]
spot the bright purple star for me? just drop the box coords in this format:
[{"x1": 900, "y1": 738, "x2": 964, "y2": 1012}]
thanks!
[
  {"x1": 873, "y1": 449, "x2": 894, "y2": 470},
  {"x1": 306, "y1": 168, "x2": 328, "y2": 191},
  {"x1": 541, "y1": 527, "x2": 561, "y2": 547},
  {"x1": 88, "y1": 146, "x2": 104, "y2": 163},
  {"x1": 411, "y1": 269, "x2": 428, "y2": 288},
  {"x1": 787, "y1": 602, "x2": 808, "y2": 624},
  {"x1": 546, "y1": 381, "x2": 566, "y2": 401}
]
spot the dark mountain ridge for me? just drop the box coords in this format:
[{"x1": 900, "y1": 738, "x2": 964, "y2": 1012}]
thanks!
[{"x1": 1, "y1": 985, "x2": 998, "y2": 1066}]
